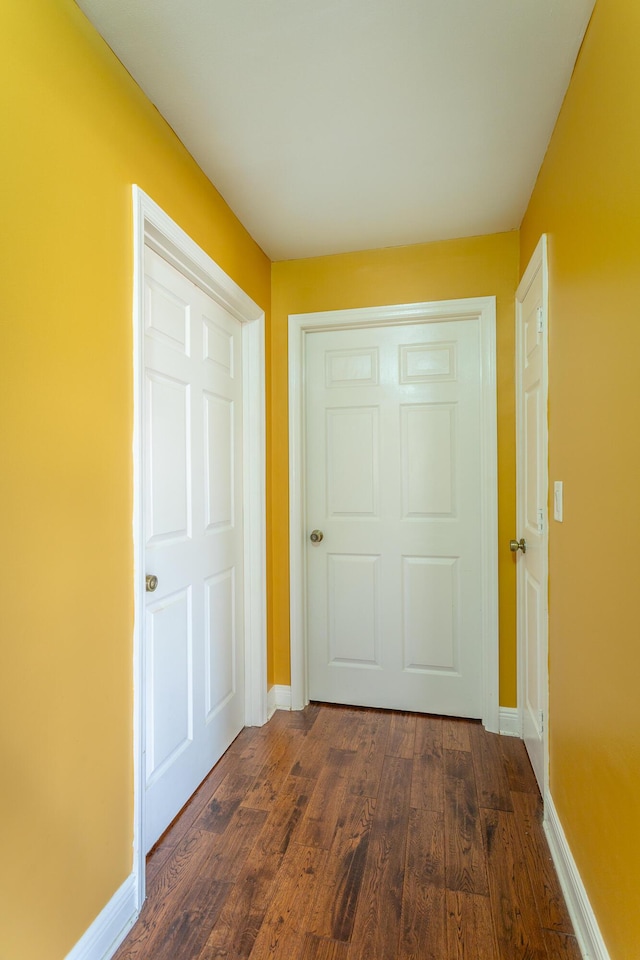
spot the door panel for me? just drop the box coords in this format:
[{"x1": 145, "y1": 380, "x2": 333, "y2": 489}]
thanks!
[
  {"x1": 402, "y1": 556, "x2": 458, "y2": 672},
  {"x1": 143, "y1": 246, "x2": 244, "y2": 851},
  {"x1": 145, "y1": 275, "x2": 190, "y2": 352},
  {"x1": 328, "y1": 553, "x2": 380, "y2": 666},
  {"x1": 326, "y1": 407, "x2": 379, "y2": 517},
  {"x1": 306, "y1": 320, "x2": 485, "y2": 717},
  {"x1": 401, "y1": 403, "x2": 455, "y2": 517},
  {"x1": 204, "y1": 568, "x2": 235, "y2": 717},
  {"x1": 146, "y1": 588, "x2": 192, "y2": 780},
  {"x1": 204, "y1": 391, "x2": 234, "y2": 529}
]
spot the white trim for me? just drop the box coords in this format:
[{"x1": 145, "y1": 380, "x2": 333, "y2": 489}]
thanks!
[
  {"x1": 267, "y1": 684, "x2": 293, "y2": 718},
  {"x1": 288, "y1": 297, "x2": 499, "y2": 732},
  {"x1": 241, "y1": 307, "x2": 268, "y2": 729},
  {"x1": 515, "y1": 234, "x2": 549, "y2": 795},
  {"x1": 544, "y1": 793, "x2": 611, "y2": 960},
  {"x1": 64, "y1": 876, "x2": 137, "y2": 960},
  {"x1": 131, "y1": 186, "x2": 267, "y2": 908},
  {"x1": 499, "y1": 707, "x2": 520, "y2": 737}
]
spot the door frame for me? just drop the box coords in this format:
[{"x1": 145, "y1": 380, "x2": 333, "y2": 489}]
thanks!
[
  {"x1": 515, "y1": 234, "x2": 549, "y2": 797},
  {"x1": 131, "y1": 186, "x2": 267, "y2": 907},
  {"x1": 288, "y1": 296, "x2": 499, "y2": 732}
]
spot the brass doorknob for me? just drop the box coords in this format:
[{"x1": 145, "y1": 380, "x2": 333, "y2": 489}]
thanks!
[
  {"x1": 509, "y1": 538, "x2": 526, "y2": 554},
  {"x1": 310, "y1": 530, "x2": 324, "y2": 543},
  {"x1": 145, "y1": 574, "x2": 159, "y2": 592}
]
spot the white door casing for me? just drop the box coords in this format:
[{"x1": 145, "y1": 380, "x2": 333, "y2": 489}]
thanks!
[
  {"x1": 515, "y1": 235, "x2": 549, "y2": 795},
  {"x1": 289, "y1": 298, "x2": 499, "y2": 732},
  {"x1": 132, "y1": 187, "x2": 266, "y2": 906}
]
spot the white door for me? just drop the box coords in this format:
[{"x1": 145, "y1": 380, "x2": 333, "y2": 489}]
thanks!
[
  {"x1": 143, "y1": 246, "x2": 245, "y2": 850},
  {"x1": 305, "y1": 319, "x2": 486, "y2": 717},
  {"x1": 515, "y1": 236, "x2": 549, "y2": 794}
]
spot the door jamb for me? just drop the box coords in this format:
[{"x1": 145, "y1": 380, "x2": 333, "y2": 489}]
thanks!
[
  {"x1": 131, "y1": 186, "x2": 267, "y2": 908},
  {"x1": 288, "y1": 296, "x2": 499, "y2": 732},
  {"x1": 515, "y1": 234, "x2": 549, "y2": 798}
]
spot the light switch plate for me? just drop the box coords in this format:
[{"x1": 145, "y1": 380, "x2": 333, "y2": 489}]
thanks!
[{"x1": 553, "y1": 481, "x2": 563, "y2": 522}]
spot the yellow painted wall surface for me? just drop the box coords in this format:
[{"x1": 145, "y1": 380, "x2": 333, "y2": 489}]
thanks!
[
  {"x1": 271, "y1": 233, "x2": 520, "y2": 704},
  {"x1": 520, "y1": 1, "x2": 640, "y2": 955},
  {"x1": 0, "y1": 2, "x2": 270, "y2": 957}
]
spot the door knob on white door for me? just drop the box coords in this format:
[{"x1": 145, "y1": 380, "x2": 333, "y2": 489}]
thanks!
[
  {"x1": 509, "y1": 538, "x2": 526, "y2": 554},
  {"x1": 145, "y1": 574, "x2": 159, "y2": 592},
  {"x1": 310, "y1": 530, "x2": 324, "y2": 543}
]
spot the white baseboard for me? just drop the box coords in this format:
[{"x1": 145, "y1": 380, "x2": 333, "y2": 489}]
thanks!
[
  {"x1": 65, "y1": 874, "x2": 138, "y2": 960},
  {"x1": 268, "y1": 696, "x2": 519, "y2": 730},
  {"x1": 267, "y1": 684, "x2": 292, "y2": 718},
  {"x1": 498, "y1": 706, "x2": 520, "y2": 737},
  {"x1": 544, "y1": 793, "x2": 611, "y2": 960}
]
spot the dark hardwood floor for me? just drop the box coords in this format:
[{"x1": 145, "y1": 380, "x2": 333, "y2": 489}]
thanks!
[{"x1": 114, "y1": 704, "x2": 581, "y2": 960}]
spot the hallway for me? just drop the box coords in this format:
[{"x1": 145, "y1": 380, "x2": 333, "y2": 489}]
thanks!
[{"x1": 115, "y1": 704, "x2": 580, "y2": 959}]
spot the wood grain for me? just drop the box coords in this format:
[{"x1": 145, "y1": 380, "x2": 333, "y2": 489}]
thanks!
[
  {"x1": 307, "y1": 794, "x2": 376, "y2": 941},
  {"x1": 543, "y1": 929, "x2": 584, "y2": 960},
  {"x1": 290, "y1": 732, "x2": 332, "y2": 779},
  {"x1": 199, "y1": 773, "x2": 257, "y2": 833},
  {"x1": 145, "y1": 751, "x2": 235, "y2": 883},
  {"x1": 347, "y1": 756, "x2": 411, "y2": 960},
  {"x1": 481, "y1": 807, "x2": 547, "y2": 960},
  {"x1": 198, "y1": 805, "x2": 266, "y2": 882},
  {"x1": 244, "y1": 842, "x2": 326, "y2": 959},
  {"x1": 114, "y1": 705, "x2": 578, "y2": 960},
  {"x1": 442, "y1": 718, "x2": 474, "y2": 752},
  {"x1": 387, "y1": 711, "x2": 417, "y2": 758},
  {"x1": 200, "y1": 777, "x2": 313, "y2": 960},
  {"x1": 414, "y1": 714, "x2": 444, "y2": 757},
  {"x1": 399, "y1": 808, "x2": 446, "y2": 960},
  {"x1": 469, "y1": 722, "x2": 514, "y2": 812},
  {"x1": 297, "y1": 748, "x2": 356, "y2": 849},
  {"x1": 241, "y1": 731, "x2": 302, "y2": 810},
  {"x1": 145, "y1": 879, "x2": 230, "y2": 960},
  {"x1": 445, "y1": 890, "x2": 498, "y2": 960},
  {"x1": 336, "y1": 706, "x2": 373, "y2": 751},
  {"x1": 511, "y1": 791, "x2": 574, "y2": 933},
  {"x1": 410, "y1": 719, "x2": 444, "y2": 813},
  {"x1": 301, "y1": 934, "x2": 351, "y2": 960},
  {"x1": 444, "y1": 749, "x2": 489, "y2": 896},
  {"x1": 499, "y1": 733, "x2": 539, "y2": 794},
  {"x1": 347, "y1": 710, "x2": 391, "y2": 798}
]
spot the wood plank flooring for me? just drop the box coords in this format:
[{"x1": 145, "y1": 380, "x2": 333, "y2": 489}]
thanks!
[{"x1": 115, "y1": 704, "x2": 580, "y2": 960}]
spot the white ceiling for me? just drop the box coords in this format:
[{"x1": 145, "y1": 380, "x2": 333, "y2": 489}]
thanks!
[{"x1": 75, "y1": 0, "x2": 595, "y2": 260}]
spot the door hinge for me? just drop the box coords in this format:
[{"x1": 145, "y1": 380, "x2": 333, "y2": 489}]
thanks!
[
  {"x1": 537, "y1": 306, "x2": 544, "y2": 333},
  {"x1": 537, "y1": 509, "x2": 544, "y2": 534},
  {"x1": 539, "y1": 710, "x2": 544, "y2": 734}
]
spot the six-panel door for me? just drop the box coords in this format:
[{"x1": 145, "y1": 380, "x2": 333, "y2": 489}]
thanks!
[
  {"x1": 305, "y1": 320, "x2": 485, "y2": 717},
  {"x1": 517, "y1": 259, "x2": 548, "y2": 792},
  {"x1": 143, "y1": 246, "x2": 245, "y2": 851}
]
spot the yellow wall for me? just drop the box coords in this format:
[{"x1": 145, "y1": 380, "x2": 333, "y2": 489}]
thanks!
[
  {"x1": 11, "y1": 0, "x2": 636, "y2": 956},
  {"x1": 271, "y1": 233, "x2": 520, "y2": 704},
  {"x1": 0, "y1": 2, "x2": 270, "y2": 958},
  {"x1": 520, "y1": 0, "x2": 640, "y2": 955}
]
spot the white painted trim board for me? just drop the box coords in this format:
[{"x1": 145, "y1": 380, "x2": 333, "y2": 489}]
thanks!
[
  {"x1": 272, "y1": 696, "x2": 519, "y2": 740},
  {"x1": 64, "y1": 876, "x2": 137, "y2": 960},
  {"x1": 288, "y1": 297, "x2": 499, "y2": 732},
  {"x1": 498, "y1": 707, "x2": 520, "y2": 737},
  {"x1": 267, "y1": 684, "x2": 293, "y2": 718},
  {"x1": 544, "y1": 792, "x2": 611, "y2": 960}
]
